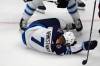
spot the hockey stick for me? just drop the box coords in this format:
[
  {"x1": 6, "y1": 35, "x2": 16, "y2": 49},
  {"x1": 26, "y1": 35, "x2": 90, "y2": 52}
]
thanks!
[{"x1": 82, "y1": 0, "x2": 97, "y2": 65}]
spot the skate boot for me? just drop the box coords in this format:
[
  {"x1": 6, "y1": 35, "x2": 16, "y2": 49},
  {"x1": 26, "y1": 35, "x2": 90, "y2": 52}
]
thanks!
[
  {"x1": 37, "y1": 6, "x2": 46, "y2": 14},
  {"x1": 83, "y1": 40, "x2": 98, "y2": 50},
  {"x1": 64, "y1": 23, "x2": 76, "y2": 31},
  {"x1": 74, "y1": 19, "x2": 83, "y2": 32},
  {"x1": 19, "y1": 18, "x2": 28, "y2": 31},
  {"x1": 77, "y1": 1, "x2": 86, "y2": 10}
]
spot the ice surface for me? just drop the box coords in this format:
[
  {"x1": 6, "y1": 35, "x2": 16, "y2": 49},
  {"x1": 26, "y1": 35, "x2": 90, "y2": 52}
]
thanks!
[{"x1": 0, "y1": 0, "x2": 100, "y2": 66}]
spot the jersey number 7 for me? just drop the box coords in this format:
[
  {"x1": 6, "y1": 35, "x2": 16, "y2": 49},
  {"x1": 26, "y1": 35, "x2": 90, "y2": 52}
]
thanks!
[{"x1": 31, "y1": 36, "x2": 44, "y2": 47}]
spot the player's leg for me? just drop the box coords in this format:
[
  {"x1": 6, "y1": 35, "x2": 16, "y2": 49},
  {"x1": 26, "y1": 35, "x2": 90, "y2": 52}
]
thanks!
[
  {"x1": 67, "y1": 0, "x2": 83, "y2": 32},
  {"x1": 20, "y1": 0, "x2": 43, "y2": 30}
]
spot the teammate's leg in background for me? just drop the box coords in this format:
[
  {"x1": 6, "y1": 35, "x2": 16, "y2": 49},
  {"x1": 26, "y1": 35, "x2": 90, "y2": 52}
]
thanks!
[
  {"x1": 66, "y1": 0, "x2": 83, "y2": 32},
  {"x1": 63, "y1": 23, "x2": 76, "y2": 31},
  {"x1": 20, "y1": 1, "x2": 36, "y2": 30},
  {"x1": 19, "y1": 0, "x2": 45, "y2": 31}
]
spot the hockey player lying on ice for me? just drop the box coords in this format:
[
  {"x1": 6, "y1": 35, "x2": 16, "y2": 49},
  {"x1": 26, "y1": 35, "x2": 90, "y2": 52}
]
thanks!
[{"x1": 21, "y1": 18, "x2": 97, "y2": 55}]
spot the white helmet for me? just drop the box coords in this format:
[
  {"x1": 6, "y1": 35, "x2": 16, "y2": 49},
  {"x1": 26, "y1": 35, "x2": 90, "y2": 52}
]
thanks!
[{"x1": 63, "y1": 31, "x2": 75, "y2": 44}]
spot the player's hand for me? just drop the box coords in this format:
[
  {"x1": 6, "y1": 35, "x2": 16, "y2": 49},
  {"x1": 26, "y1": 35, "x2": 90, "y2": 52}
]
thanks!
[{"x1": 83, "y1": 40, "x2": 97, "y2": 50}]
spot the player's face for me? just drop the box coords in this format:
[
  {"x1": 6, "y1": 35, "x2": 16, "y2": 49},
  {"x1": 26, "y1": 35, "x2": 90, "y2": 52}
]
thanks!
[{"x1": 56, "y1": 35, "x2": 65, "y2": 45}]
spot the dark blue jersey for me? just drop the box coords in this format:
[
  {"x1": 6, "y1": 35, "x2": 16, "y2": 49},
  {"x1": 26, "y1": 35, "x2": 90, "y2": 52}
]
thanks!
[
  {"x1": 22, "y1": 18, "x2": 85, "y2": 55},
  {"x1": 27, "y1": 18, "x2": 64, "y2": 44}
]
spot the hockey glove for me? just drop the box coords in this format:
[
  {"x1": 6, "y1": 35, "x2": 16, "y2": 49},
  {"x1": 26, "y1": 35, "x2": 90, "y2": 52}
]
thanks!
[{"x1": 83, "y1": 40, "x2": 98, "y2": 50}]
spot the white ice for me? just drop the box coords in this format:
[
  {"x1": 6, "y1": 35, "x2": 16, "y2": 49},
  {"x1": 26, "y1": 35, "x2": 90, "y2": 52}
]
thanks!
[{"x1": 0, "y1": 0, "x2": 100, "y2": 66}]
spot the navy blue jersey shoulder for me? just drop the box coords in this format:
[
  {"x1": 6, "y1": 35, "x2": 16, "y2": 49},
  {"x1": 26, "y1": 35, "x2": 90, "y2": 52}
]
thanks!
[{"x1": 28, "y1": 18, "x2": 60, "y2": 28}]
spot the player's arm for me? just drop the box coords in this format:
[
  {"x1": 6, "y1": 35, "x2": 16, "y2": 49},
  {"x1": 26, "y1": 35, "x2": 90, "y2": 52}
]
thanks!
[{"x1": 71, "y1": 40, "x2": 97, "y2": 54}]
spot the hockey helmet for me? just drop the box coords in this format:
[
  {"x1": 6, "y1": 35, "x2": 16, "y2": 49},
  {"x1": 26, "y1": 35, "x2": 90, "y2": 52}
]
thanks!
[{"x1": 63, "y1": 31, "x2": 75, "y2": 45}]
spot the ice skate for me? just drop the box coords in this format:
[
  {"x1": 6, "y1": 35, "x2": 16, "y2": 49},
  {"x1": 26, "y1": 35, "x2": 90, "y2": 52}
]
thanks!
[
  {"x1": 78, "y1": 1, "x2": 86, "y2": 10},
  {"x1": 19, "y1": 18, "x2": 28, "y2": 31},
  {"x1": 74, "y1": 19, "x2": 83, "y2": 32},
  {"x1": 64, "y1": 23, "x2": 76, "y2": 31}
]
